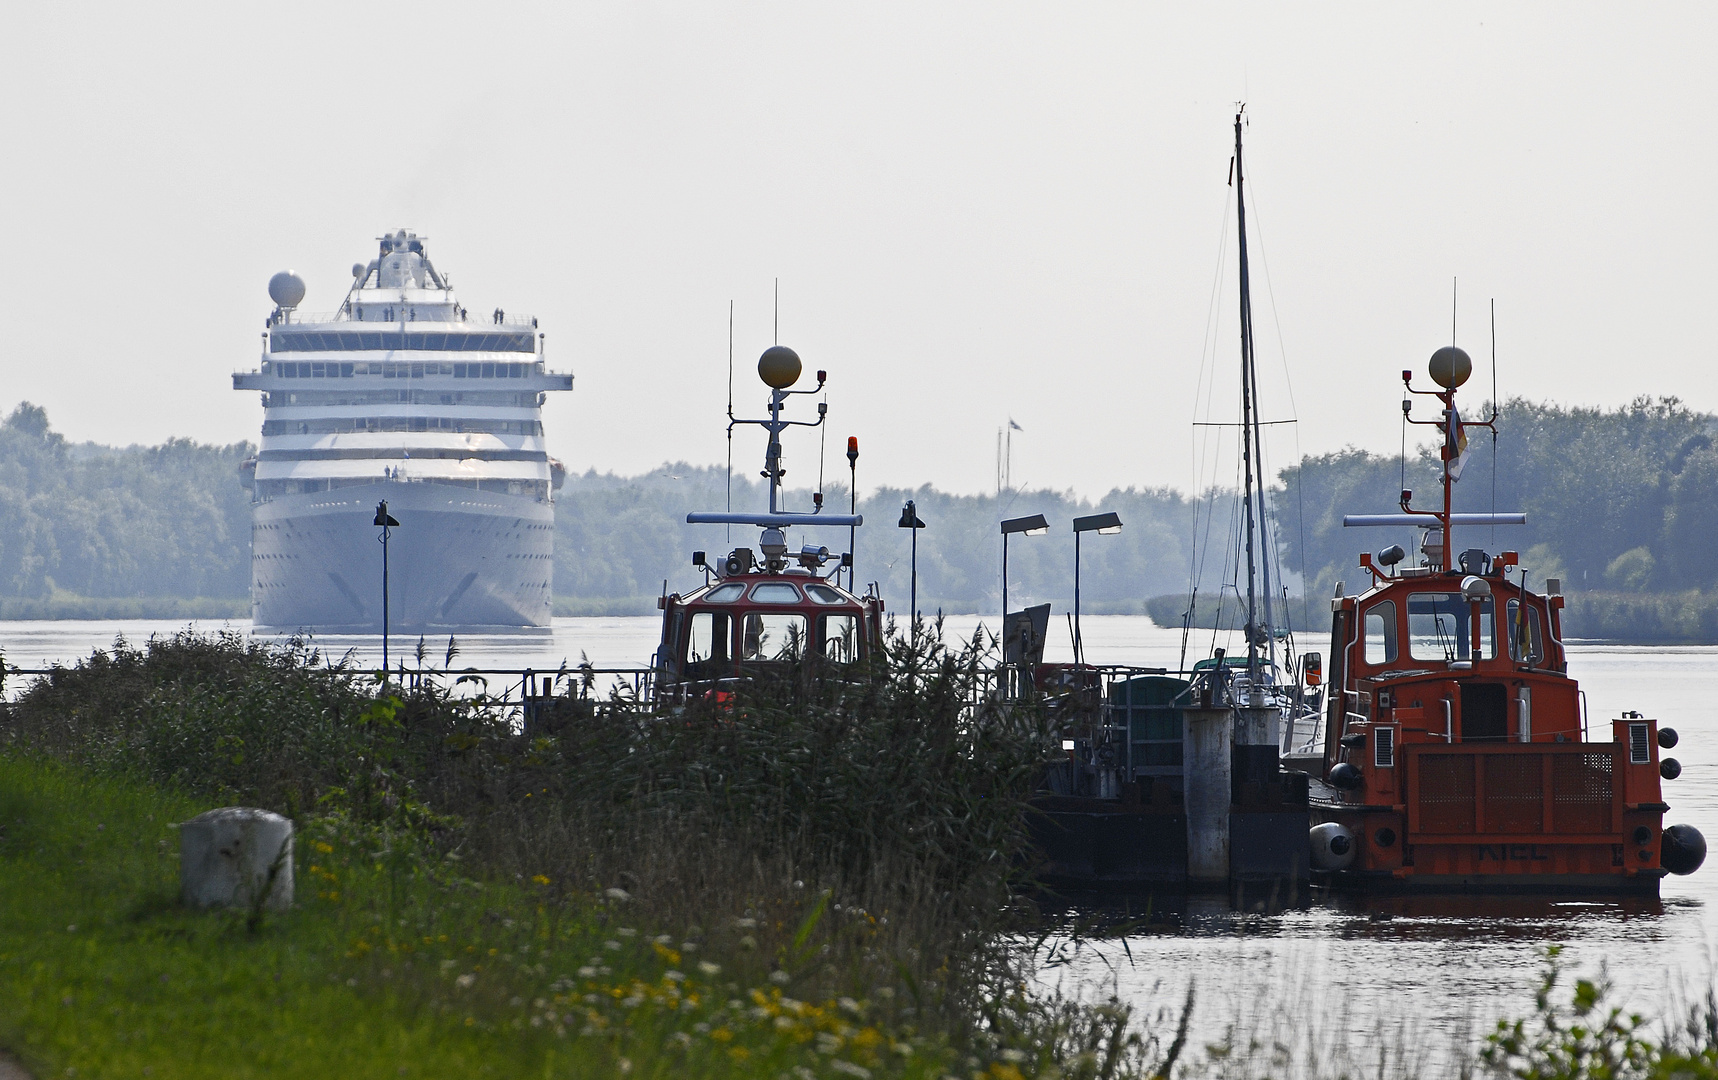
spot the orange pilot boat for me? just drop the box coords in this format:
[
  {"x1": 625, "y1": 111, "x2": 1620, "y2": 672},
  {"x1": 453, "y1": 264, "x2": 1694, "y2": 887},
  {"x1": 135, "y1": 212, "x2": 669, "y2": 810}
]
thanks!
[
  {"x1": 653, "y1": 345, "x2": 885, "y2": 701},
  {"x1": 1311, "y1": 347, "x2": 1706, "y2": 893}
]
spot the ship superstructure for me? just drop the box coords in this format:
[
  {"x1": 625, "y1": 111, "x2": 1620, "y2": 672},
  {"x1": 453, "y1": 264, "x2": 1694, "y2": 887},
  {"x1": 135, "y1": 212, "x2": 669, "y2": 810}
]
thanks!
[{"x1": 234, "y1": 229, "x2": 574, "y2": 631}]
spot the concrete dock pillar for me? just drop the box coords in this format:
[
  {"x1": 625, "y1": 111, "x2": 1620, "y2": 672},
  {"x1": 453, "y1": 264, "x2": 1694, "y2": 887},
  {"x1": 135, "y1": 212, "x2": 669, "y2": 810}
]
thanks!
[
  {"x1": 179, "y1": 807, "x2": 295, "y2": 912},
  {"x1": 1183, "y1": 707, "x2": 1233, "y2": 884}
]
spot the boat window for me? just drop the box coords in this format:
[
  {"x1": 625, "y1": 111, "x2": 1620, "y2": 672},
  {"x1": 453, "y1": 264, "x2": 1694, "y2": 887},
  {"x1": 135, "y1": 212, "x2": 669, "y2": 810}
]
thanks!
[
  {"x1": 702, "y1": 583, "x2": 746, "y2": 604},
  {"x1": 1507, "y1": 600, "x2": 1545, "y2": 665},
  {"x1": 1364, "y1": 601, "x2": 1397, "y2": 665},
  {"x1": 741, "y1": 613, "x2": 806, "y2": 661},
  {"x1": 1408, "y1": 592, "x2": 1496, "y2": 662},
  {"x1": 805, "y1": 584, "x2": 846, "y2": 605},
  {"x1": 820, "y1": 614, "x2": 859, "y2": 663},
  {"x1": 748, "y1": 583, "x2": 802, "y2": 604},
  {"x1": 685, "y1": 611, "x2": 731, "y2": 679}
]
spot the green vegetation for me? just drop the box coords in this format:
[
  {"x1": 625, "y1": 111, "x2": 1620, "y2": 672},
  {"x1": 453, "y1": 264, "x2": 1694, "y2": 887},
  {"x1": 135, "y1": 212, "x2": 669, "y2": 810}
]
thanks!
[
  {"x1": 1278, "y1": 396, "x2": 1718, "y2": 641},
  {"x1": 9, "y1": 391, "x2": 1718, "y2": 637},
  {"x1": 0, "y1": 628, "x2": 1170, "y2": 1078},
  {"x1": 0, "y1": 404, "x2": 252, "y2": 607}
]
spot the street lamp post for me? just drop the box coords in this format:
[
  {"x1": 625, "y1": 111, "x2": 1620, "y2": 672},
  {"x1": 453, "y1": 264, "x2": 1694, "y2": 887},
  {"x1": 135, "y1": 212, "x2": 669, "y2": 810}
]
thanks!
[
  {"x1": 374, "y1": 500, "x2": 400, "y2": 673},
  {"x1": 1072, "y1": 512, "x2": 1123, "y2": 666},
  {"x1": 999, "y1": 514, "x2": 1049, "y2": 654},
  {"x1": 897, "y1": 499, "x2": 926, "y2": 629}
]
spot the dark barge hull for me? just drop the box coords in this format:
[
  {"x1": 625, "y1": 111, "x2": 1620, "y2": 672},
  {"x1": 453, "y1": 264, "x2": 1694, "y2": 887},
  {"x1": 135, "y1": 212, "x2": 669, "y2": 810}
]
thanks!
[{"x1": 1029, "y1": 796, "x2": 1311, "y2": 902}]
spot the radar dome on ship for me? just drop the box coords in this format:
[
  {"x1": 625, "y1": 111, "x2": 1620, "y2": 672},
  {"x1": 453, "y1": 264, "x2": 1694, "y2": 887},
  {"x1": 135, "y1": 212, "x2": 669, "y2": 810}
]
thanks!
[
  {"x1": 268, "y1": 271, "x2": 306, "y2": 309},
  {"x1": 758, "y1": 345, "x2": 802, "y2": 389},
  {"x1": 1429, "y1": 345, "x2": 1472, "y2": 389}
]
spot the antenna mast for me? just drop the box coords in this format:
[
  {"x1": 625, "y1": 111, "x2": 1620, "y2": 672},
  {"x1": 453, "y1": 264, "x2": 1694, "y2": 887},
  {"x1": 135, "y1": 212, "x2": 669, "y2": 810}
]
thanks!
[{"x1": 1233, "y1": 108, "x2": 1268, "y2": 696}]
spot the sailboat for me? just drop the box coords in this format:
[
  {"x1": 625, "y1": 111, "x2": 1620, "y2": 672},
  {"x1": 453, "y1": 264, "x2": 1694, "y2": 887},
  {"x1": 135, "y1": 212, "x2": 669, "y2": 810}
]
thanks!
[{"x1": 1027, "y1": 111, "x2": 1313, "y2": 899}]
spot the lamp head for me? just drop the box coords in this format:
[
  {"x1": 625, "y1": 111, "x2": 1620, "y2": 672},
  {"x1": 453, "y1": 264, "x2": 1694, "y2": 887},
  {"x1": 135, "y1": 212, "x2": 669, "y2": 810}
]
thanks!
[
  {"x1": 1001, "y1": 514, "x2": 1049, "y2": 536},
  {"x1": 1073, "y1": 512, "x2": 1122, "y2": 535}
]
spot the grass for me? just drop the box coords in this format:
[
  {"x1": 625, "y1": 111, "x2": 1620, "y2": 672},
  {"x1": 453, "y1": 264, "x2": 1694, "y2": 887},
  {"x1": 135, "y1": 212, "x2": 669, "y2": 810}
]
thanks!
[
  {"x1": 0, "y1": 757, "x2": 974, "y2": 1078},
  {"x1": 0, "y1": 627, "x2": 1166, "y2": 1078}
]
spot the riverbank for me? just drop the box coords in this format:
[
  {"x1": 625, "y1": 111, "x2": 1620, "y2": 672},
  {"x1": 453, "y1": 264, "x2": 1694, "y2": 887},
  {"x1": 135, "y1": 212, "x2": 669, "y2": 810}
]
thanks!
[{"x1": 0, "y1": 628, "x2": 1157, "y2": 1078}]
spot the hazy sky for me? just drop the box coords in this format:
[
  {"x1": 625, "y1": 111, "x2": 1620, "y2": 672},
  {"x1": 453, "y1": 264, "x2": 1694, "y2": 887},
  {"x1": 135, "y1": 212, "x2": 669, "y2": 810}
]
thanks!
[{"x1": 2, "y1": 3, "x2": 1712, "y2": 499}]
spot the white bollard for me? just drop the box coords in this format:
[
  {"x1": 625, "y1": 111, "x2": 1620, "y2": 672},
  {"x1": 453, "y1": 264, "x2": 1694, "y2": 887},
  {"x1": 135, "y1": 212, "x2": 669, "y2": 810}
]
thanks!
[{"x1": 178, "y1": 807, "x2": 295, "y2": 913}]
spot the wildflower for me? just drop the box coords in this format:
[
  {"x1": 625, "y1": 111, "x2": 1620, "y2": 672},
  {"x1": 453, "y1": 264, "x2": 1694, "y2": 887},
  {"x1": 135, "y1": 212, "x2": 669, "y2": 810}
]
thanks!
[
  {"x1": 733, "y1": 917, "x2": 757, "y2": 930},
  {"x1": 816, "y1": 1032, "x2": 843, "y2": 1054},
  {"x1": 617, "y1": 927, "x2": 637, "y2": 938},
  {"x1": 710, "y1": 1027, "x2": 733, "y2": 1043},
  {"x1": 669, "y1": 1032, "x2": 692, "y2": 1049},
  {"x1": 664, "y1": 970, "x2": 685, "y2": 983},
  {"x1": 616, "y1": 1058, "x2": 632, "y2": 1074},
  {"x1": 698, "y1": 961, "x2": 722, "y2": 977},
  {"x1": 739, "y1": 936, "x2": 757, "y2": 950},
  {"x1": 999, "y1": 1049, "x2": 1027, "y2": 1064},
  {"x1": 769, "y1": 970, "x2": 791, "y2": 986},
  {"x1": 455, "y1": 974, "x2": 476, "y2": 990},
  {"x1": 531, "y1": 875, "x2": 551, "y2": 886},
  {"x1": 829, "y1": 1062, "x2": 871, "y2": 1079},
  {"x1": 837, "y1": 997, "x2": 862, "y2": 1016},
  {"x1": 605, "y1": 888, "x2": 631, "y2": 902},
  {"x1": 604, "y1": 941, "x2": 622, "y2": 952},
  {"x1": 577, "y1": 966, "x2": 597, "y2": 978},
  {"x1": 680, "y1": 941, "x2": 698, "y2": 952}
]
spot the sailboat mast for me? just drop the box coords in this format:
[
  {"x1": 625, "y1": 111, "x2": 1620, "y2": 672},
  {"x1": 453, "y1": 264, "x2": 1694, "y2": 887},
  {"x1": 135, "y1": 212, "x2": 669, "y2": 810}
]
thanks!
[{"x1": 1233, "y1": 109, "x2": 1262, "y2": 692}]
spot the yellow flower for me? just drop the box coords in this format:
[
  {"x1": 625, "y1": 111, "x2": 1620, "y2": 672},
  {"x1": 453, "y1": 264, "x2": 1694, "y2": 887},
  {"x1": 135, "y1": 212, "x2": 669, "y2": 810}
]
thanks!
[{"x1": 531, "y1": 874, "x2": 551, "y2": 886}]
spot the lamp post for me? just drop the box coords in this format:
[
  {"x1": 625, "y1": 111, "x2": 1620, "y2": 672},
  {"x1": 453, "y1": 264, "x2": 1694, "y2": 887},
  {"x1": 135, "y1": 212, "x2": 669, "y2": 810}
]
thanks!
[
  {"x1": 374, "y1": 500, "x2": 400, "y2": 673},
  {"x1": 1072, "y1": 512, "x2": 1123, "y2": 666},
  {"x1": 846, "y1": 436, "x2": 859, "y2": 591},
  {"x1": 999, "y1": 514, "x2": 1049, "y2": 653},
  {"x1": 897, "y1": 499, "x2": 926, "y2": 629}
]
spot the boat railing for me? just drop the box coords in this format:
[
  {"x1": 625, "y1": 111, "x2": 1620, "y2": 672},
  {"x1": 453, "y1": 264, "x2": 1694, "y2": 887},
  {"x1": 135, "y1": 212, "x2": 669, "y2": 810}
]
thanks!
[
  {"x1": 0, "y1": 664, "x2": 657, "y2": 712},
  {"x1": 270, "y1": 311, "x2": 539, "y2": 329}
]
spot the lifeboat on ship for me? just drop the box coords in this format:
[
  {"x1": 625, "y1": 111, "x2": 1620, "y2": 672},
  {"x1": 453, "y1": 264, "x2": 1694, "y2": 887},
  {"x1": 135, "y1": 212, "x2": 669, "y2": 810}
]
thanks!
[
  {"x1": 1312, "y1": 346, "x2": 1706, "y2": 894},
  {"x1": 654, "y1": 345, "x2": 884, "y2": 701}
]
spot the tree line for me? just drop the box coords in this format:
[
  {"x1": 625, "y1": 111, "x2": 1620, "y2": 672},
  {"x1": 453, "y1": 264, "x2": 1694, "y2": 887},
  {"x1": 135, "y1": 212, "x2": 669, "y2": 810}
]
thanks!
[{"x1": 2, "y1": 396, "x2": 1716, "y2": 635}]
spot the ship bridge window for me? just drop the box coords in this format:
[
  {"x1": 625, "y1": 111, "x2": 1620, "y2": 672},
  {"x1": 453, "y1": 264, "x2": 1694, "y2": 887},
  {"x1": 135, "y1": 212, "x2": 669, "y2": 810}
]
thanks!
[
  {"x1": 820, "y1": 614, "x2": 859, "y2": 663},
  {"x1": 702, "y1": 583, "x2": 746, "y2": 604},
  {"x1": 805, "y1": 584, "x2": 847, "y2": 605},
  {"x1": 685, "y1": 611, "x2": 732, "y2": 681},
  {"x1": 1408, "y1": 592, "x2": 1496, "y2": 662},
  {"x1": 270, "y1": 330, "x2": 536, "y2": 352},
  {"x1": 742, "y1": 613, "x2": 806, "y2": 661},
  {"x1": 749, "y1": 583, "x2": 802, "y2": 604},
  {"x1": 1507, "y1": 600, "x2": 1546, "y2": 665},
  {"x1": 1364, "y1": 600, "x2": 1397, "y2": 665}
]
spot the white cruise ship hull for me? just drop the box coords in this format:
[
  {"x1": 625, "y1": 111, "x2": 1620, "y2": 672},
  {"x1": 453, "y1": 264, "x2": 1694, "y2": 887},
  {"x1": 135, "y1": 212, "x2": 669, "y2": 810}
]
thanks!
[{"x1": 251, "y1": 481, "x2": 553, "y2": 632}]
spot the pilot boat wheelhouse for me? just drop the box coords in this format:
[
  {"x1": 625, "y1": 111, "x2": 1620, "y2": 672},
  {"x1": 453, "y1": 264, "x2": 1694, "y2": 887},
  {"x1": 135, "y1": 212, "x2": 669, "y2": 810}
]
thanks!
[
  {"x1": 1314, "y1": 347, "x2": 1705, "y2": 893},
  {"x1": 655, "y1": 345, "x2": 883, "y2": 699},
  {"x1": 656, "y1": 560, "x2": 884, "y2": 696}
]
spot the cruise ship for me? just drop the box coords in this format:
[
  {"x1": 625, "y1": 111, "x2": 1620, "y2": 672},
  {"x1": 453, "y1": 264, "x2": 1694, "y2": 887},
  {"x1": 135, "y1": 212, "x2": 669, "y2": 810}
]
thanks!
[{"x1": 234, "y1": 230, "x2": 574, "y2": 632}]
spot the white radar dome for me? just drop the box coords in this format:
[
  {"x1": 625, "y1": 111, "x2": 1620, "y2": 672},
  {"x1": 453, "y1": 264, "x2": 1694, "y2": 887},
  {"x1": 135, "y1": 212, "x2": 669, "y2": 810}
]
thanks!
[{"x1": 268, "y1": 271, "x2": 307, "y2": 309}]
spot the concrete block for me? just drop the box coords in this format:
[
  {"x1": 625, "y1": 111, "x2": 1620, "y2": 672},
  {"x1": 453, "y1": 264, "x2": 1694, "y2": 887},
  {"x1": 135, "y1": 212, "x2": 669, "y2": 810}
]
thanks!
[
  {"x1": 179, "y1": 807, "x2": 295, "y2": 912},
  {"x1": 1183, "y1": 707, "x2": 1233, "y2": 884}
]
